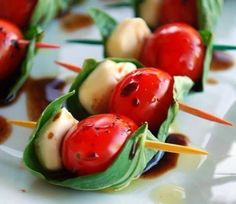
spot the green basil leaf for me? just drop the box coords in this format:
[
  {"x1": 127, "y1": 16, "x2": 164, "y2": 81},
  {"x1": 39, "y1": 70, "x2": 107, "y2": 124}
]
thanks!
[
  {"x1": 88, "y1": 8, "x2": 118, "y2": 56},
  {"x1": 157, "y1": 76, "x2": 193, "y2": 142},
  {"x1": 23, "y1": 91, "x2": 75, "y2": 179},
  {"x1": 66, "y1": 59, "x2": 98, "y2": 120},
  {"x1": 108, "y1": 57, "x2": 144, "y2": 68},
  {"x1": 66, "y1": 58, "x2": 143, "y2": 119},
  {"x1": 193, "y1": 30, "x2": 213, "y2": 92},
  {"x1": 30, "y1": 0, "x2": 73, "y2": 28},
  {"x1": 197, "y1": 0, "x2": 224, "y2": 31}
]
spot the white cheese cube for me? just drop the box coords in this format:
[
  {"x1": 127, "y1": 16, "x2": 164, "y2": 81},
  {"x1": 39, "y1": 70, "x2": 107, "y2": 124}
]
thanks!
[
  {"x1": 79, "y1": 60, "x2": 137, "y2": 114},
  {"x1": 106, "y1": 18, "x2": 151, "y2": 59},
  {"x1": 35, "y1": 108, "x2": 78, "y2": 171}
]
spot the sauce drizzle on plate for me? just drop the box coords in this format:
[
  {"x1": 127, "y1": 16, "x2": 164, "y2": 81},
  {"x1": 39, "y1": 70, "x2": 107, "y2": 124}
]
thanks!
[
  {"x1": 142, "y1": 133, "x2": 189, "y2": 179},
  {"x1": 60, "y1": 12, "x2": 93, "y2": 32},
  {"x1": 211, "y1": 51, "x2": 234, "y2": 71},
  {"x1": 0, "y1": 115, "x2": 12, "y2": 144},
  {"x1": 26, "y1": 77, "x2": 66, "y2": 121}
]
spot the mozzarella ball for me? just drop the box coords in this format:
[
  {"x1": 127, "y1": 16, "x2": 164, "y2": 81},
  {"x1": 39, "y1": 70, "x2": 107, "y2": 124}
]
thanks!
[
  {"x1": 106, "y1": 18, "x2": 151, "y2": 59},
  {"x1": 35, "y1": 108, "x2": 78, "y2": 171},
  {"x1": 79, "y1": 60, "x2": 137, "y2": 114}
]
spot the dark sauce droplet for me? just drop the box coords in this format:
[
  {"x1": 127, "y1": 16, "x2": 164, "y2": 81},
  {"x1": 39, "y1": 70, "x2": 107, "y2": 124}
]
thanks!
[
  {"x1": 142, "y1": 133, "x2": 189, "y2": 179},
  {"x1": 52, "y1": 112, "x2": 62, "y2": 121},
  {"x1": 60, "y1": 12, "x2": 93, "y2": 32},
  {"x1": 0, "y1": 115, "x2": 12, "y2": 144},
  {"x1": 207, "y1": 78, "x2": 219, "y2": 85},
  {"x1": 0, "y1": 77, "x2": 66, "y2": 117},
  {"x1": 26, "y1": 77, "x2": 66, "y2": 121},
  {"x1": 120, "y1": 81, "x2": 139, "y2": 97},
  {"x1": 211, "y1": 51, "x2": 234, "y2": 71}
]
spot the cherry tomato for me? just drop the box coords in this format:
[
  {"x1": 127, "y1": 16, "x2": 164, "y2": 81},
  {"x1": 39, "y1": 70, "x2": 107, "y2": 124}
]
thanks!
[
  {"x1": 0, "y1": 19, "x2": 26, "y2": 80},
  {"x1": 159, "y1": 0, "x2": 198, "y2": 28},
  {"x1": 62, "y1": 114, "x2": 138, "y2": 176},
  {"x1": 109, "y1": 68, "x2": 174, "y2": 133},
  {"x1": 140, "y1": 23, "x2": 205, "y2": 82},
  {"x1": 0, "y1": 0, "x2": 37, "y2": 29}
]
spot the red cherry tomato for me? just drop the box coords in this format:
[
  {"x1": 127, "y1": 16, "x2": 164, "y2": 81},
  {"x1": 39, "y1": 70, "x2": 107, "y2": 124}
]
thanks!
[
  {"x1": 109, "y1": 68, "x2": 174, "y2": 133},
  {"x1": 140, "y1": 23, "x2": 205, "y2": 82},
  {"x1": 159, "y1": 0, "x2": 198, "y2": 28},
  {"x1": 0, "y1": 0, "x2": 37, "y2": 29},
  {"x1": 0, "y1": 19, "x2": 26, "y2": 80},
  {"x1": 62, "y1": 114, "x2": 138, "y2": 176}
]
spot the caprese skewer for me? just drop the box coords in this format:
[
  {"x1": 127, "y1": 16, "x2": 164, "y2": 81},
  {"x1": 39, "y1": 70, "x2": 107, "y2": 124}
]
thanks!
[
  {"x1": 0, "y1": 0, "x2": 74, "y2": 30},
  {"x1": 67, "y1": 9, "x2": 236, "y2": 91},
  {"x1": 107, "y1": 0, "x2": 224, "y2": 31},
  {"x1": 8, "y1": 91, "x2": 207, "y2": 191},
  {"x1": 0, "y1": 19, "x2": 59, "y2": 104},
  {"x1": 55, "y1": 58, "x2": 232, "y2": 130}
]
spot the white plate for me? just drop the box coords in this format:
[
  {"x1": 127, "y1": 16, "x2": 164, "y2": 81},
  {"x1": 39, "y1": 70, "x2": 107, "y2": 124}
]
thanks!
[{"x1": 1, "y1": 0, "x2": 236, "y2": 203}]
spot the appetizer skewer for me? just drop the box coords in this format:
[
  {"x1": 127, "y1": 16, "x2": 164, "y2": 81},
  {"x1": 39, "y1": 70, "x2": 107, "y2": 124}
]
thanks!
[
  {"x1": 7, "y1": 118, "x2": 208, "y2": 156},
  {"x1": 56, "y1": 57, "x2": 232, "y2": 172},
  {"x1": 0, "y1": 19, "x2": 59, "y2": 103},
  {"x1": 55, "y1": 59, "x2": 232, "y2": 128},
  {"x1": 18, "y1": 40, "x2": 60, "y2": 49},
  {"x1": 0, "y1": 0, "x2": 74, "y2": 30},
  {"x1": 107, "y1": 0, "x2": 223, "y2": 31},
  {"x1": 68, "y1": 9, "x2": 236, "y2": 91},
  {"x1": 0, "y1": 0, "x2": 75, "y2": 104},
  {"x1": 7, "y1": 92, "x2": 208, "y2": 191}
]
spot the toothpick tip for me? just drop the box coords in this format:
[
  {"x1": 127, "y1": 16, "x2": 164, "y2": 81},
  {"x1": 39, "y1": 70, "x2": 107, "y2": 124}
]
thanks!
[
  {"x1": 144, "y1": 140, "x2": 208, "y2": 156},
  {"x1": 8, "y1": 120, "x2": 36, "y2": 128},
  {"x1": 54, "y1": 60, "x2": 81, "y2": 73},
  {"x1": 178, "y1": 102, "x2": 233, "y2": 126}
]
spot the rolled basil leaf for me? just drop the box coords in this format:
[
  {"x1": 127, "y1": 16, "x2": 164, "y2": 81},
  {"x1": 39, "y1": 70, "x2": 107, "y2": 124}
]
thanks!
[
  {"x1": 66, "y1": 58, "x2": 144, "y2": 120},
  {"x1": 23, "y1": 91, "x2": 157, "y2": 191},
  {"x1": 30, "y1": 0, "x2": 74, "y2": 29},
  {"x1": 197, "y1": 0, "x2": 224, "y2": 31},
  {"x1": 23, "y1": 91, "x2": 75, "y2": 179}
]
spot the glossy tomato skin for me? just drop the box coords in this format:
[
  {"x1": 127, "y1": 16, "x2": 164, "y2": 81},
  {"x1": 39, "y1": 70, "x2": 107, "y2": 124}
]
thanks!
[
  {"x1": 0, "y1": 19, "x2": 26, "y2": 80},
  {"x1": 140, "y1": 23, "x2": 205, "y2": 82},
  {"x1": 0, "y1": 0, "x2": 37, "y2": 29},
  {"x1": 109, "y1": 68, "x2": 174, "y2": 133},
  {"x1": 159, "y1": 0, "x2": 198, "y2": 28},
  {"x1": 62, "y1": 114, "x2": 138, "y2": 176}
]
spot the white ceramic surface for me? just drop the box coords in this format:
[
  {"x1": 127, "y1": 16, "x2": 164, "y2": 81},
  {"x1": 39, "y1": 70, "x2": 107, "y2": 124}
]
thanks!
[{"x1": 1, "y1": 0, "x2": 236, "y2": 203}]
